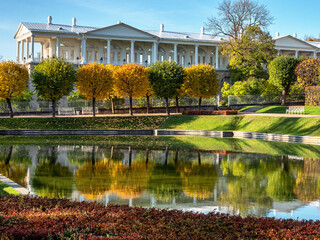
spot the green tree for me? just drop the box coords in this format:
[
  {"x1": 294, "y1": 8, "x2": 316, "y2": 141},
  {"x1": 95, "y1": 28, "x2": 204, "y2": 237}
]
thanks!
[
  {"x1": 149, "y1": 61, "x2": 186, "y2": 115},
  {"x1": 77, "y1": 63, "x2": 114, "y2": 118},
  {"x1": 0, "y1": 61, "x2": 29, "y2": 118},
  {"x1": 295, "y1": 58, "x2": 320, "y2": 88},
  {"x1": 268, "y1": 56, "x2": 300, "y2": 105},
  {"x1": 32, "y1": 58, "x2": 77, "y2": 117},
  {"x1": 221, "y1": 25, "x2": 276, "y2": 80},
  {"x1": 183, "y1": 64, "x2": 219, "y2": 110}
]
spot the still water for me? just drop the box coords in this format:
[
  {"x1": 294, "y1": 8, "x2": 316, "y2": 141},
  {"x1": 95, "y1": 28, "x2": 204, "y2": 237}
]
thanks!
[{"x1": 1, "y1": 144, "x2": 320, "y2": 220}]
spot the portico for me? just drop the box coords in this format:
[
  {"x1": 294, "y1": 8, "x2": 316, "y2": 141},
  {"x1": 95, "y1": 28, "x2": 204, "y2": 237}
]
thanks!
[{"x1": 14, "y1": 17, "x2": 225, "y2": 69}]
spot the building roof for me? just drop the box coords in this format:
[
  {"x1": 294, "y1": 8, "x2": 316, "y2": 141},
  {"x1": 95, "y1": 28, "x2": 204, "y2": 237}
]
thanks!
[
  {"x1": 17, "y1": 21, "x2": 226, "y2": 43},
  {"x1": 21, "y1": 22, "x2": 98, "y2": 34}
]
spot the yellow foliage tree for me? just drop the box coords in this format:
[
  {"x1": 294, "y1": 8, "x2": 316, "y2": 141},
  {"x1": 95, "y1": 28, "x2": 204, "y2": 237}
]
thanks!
[
  {"x1": 77, "y1": 63, "x2": 115, "y2": 117},
  {"x1": 114, "y1": 63, "x2": 149, "y2": 115},
  {"x1": 0, "y1": 61, "x2": 28, "y2": 118},
  {"x1": 184, "y1": 64, "x2": 219, "y2": 110}
]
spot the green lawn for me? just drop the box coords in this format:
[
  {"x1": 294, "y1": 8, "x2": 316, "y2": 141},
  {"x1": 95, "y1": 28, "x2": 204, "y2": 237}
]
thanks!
[
  {"x1": 0, "y1": 181, "x2": 20, "y2": 195},
  {"x1": 161, "y1": 115, "x2": 320, "y2": 136},
  {"x1": 246, "y1": 105, "x2": 320, "y2": 115}
]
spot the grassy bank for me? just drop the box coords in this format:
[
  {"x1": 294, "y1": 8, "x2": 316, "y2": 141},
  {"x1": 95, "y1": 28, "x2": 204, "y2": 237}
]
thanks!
[
  {"x1": 0, "y1": 114, "x2": 320, "y2": 136},
  {"x1": 1, "y1": 194, "x2": 320, "y2": 239},
  {"x1": 0, "y1": 181, "x2": 20, "y2": 195},
  {"x1": 1, "y1": 136, "x2": 320, "y2": 159},
  {"x1": 0, "y1": 116, "x2": 168, "y2": 130},
  {"x1": 241, "y1": 105, "x2": 320, "y2": 115},
  {"x1": 162, "y1": 115, "x2": 320, "y2": 136}
]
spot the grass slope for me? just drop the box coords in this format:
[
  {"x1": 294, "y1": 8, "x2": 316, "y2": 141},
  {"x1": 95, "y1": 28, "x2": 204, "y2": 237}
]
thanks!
[
  {"x1": 161, "y1": 115, "x2": 320, "y2": 136},
  {"x1": 0, "y1": 181, "x2": 20, "y2": 195},
  {"x1": 250, "y1": 106, "x2": 320, "y2": 115}
]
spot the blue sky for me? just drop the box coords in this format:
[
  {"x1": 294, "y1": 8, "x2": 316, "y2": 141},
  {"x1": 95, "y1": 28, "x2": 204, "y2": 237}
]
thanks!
[{"x1": 1, "y1": 0, "x2": 320, "y2": 60}]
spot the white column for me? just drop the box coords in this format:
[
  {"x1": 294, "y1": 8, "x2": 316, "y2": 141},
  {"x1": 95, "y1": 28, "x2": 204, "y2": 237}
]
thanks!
[
  {"x1": 16, "y1": 41, "x2": 20, "y2": 62},
  {"x1": 130, "y1": 40, "x2": 135, "y2": 63},
  {"x1": 295, "y1": 50, "x2": 299, "y2": 58},
  {"x1": 173, "y1": 43, "x2": 178, "y2": 62},
  {"x1": 40, "y1": 43, "x2": 44, "y2": 59},
  {"x1": 277, "y1": 50, "x2": 280, "y2": 56},
  {"x1": 56, "y1": 37, "x2": 61, "y2": 58},
  {"x1": 215, "y1": 46, "x2": 219, "y2": 69},
  {"x1": 107, "y1": 39, "x2": 111, "y2": 64},
  {"x1": 21, "y1": 40, "x2": 25, "y2": 62},
  {"x1": 26, "y1": 38, "x2": 29, "y2": 61},
  {"x1": 153, "y1": 42, "x2": 158, "y2": 63},
  {"x1": 195, "y1": 45, "x2": 199, "y2": 65},
  {"x1": 31, "y1": 35, "x2": 35, "y2": 62},
  {"x1": 314, "y1": 51, "x2": 317, "y2": 58},
  {"x1": 92, "y1": 50, "x2": 95, "y2": 62},
  {"x1": 81, "y1": 38, "x2": 86, "y2": 64}
]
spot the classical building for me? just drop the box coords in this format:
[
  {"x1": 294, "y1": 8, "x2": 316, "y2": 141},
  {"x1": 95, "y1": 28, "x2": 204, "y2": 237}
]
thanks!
[{"x1": 14, "y1": 16, "x2": 320, "y2": 72}]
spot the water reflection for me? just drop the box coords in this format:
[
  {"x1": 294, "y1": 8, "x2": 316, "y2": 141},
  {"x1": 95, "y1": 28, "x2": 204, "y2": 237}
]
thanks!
[{"x1": 1, "y1": 144, "x2": 320, "y2": 220}]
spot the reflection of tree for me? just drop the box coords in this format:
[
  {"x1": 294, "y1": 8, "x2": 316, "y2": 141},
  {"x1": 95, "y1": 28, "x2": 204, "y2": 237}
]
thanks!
[
  {"x1": 179, "y1": 162, "x2": 217, "y2": 200},
  {"x1": 148, "y1": 164, "x2": 182, "y2": 202},
  {"x1": 266, "y1": 156, "x2": 297, "y2": 202},
  {"x1": 0, "y1": 146, "x2": 29, "y2": 187},
  {"x1": 294, "y1": 172, "x2": 318, "y2": 201},
  {"x1": 32, "y1": 146, "x2": 73, "y2": 198},
  {"x1": 111, "y1": 161, "x2": 151, "y2": 199},
  {"x1": 219, "y1": 155, "x2": 278, "y2": 217},
  {"x1": 75, "y1": 158, "x2": 113, "y2": 200}
]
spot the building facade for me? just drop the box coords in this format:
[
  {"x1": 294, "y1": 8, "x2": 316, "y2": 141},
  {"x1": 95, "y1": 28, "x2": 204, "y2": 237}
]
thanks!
[{"x1": 14, "y1": 16, "x2": 320, "y2": 71}]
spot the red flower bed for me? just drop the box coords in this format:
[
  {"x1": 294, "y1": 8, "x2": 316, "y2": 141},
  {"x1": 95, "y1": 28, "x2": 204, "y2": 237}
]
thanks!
[
  {"x1": 182, "y1": 110, "x2": 238, "y2": 115},
  {"x1": 0, "y1": 194, "x2": 320, "y2": 239}
]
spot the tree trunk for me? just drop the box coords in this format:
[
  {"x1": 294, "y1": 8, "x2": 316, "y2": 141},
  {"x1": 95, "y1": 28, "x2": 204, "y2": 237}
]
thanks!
[
  {"x1": 110, "y1": 146, "x2": 114, "y2": 161},
  {"x1": 174, "y1": 150, "x2": 178, "y2": 166},
  {"x1": 198, "y1": 97, "x2": 202, "y2": 110},
  {"x1": 129, "y1": 96, "x2": 133, "y2": 116},
  {"x1": 198, "y1": 152, "x2": 201, "y2": 165},
  {"x1": 175, "y1": 95, "x2": 179, "y2": 113},
  {"x1": 146, "y1": 95, "x2": 150, "y2": 114},
  {"x1": 146, "y1": 148, "x2": 149, "y2": 169},
  {"x1": 52, "y1": 100, "x2": 56, "y2": 118},
  {"x1": 6, "y1": 98, "x2": 13, "y2": 118},
  {"x1": 281, "y1": 90, "x2": 286, "y2": 106},
  {"x1": 51, "y1": 146, "x2": 57, "y2": 164},
  {"x1": 165, "y1": 148, "x2": 169, "y2": 165},
  {"x1": 165, "y1": 97, "x2": 170, "y2": 115},
  {"x1": 111, "y1": 98, "x2": 115, "y2": 114},
  {"x1": 92, "y1": 145, "x2": 96, "y2": 165},
  {"x1": 128, "y1": 147, "x2": 132, "y2": 167},
  {"x1": 92, "y1": 97, "x2": 96, "y2": 118},
  {"x1": 5, "y1": 146, "x2": 13, "y2": 165}
]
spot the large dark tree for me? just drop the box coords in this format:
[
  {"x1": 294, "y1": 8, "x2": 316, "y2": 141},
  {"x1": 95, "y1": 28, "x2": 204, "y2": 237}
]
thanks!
[
  {"x1": 206, "y1": 0, "x2": 274, "y2": 39},
  {"x1": 32, "y1": 58, "x2": 77, "y2": 117},
  {"x1": 148, "y1": 61, "x2": 185, "y2": 115}
]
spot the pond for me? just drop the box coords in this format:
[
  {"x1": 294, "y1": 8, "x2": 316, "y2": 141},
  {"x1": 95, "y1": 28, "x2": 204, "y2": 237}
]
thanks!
[{"x1": 1, "y1": 140, "x2": 320, "y2": 221}]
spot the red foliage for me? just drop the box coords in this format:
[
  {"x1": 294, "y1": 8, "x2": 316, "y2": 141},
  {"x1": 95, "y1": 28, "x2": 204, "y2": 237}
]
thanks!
[
  {"x1": 0, "y1": 194, "x2": 320, "y2": 239},
  {"x1": 182, "y1": 110, "x2": 238, "y2": 115}
]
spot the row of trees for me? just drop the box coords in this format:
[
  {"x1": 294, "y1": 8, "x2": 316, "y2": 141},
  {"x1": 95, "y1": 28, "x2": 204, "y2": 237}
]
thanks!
[
  {"x1": 0, "y1": 59, "x2": 219, "y2": 118},
  {"x1": 222, "y1": 55, "x2": 320, "y2": 105}
]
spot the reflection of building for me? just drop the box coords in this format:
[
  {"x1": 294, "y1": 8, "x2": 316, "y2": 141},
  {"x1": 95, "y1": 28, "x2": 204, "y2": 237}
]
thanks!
[{"x1": 14, "y1": 16, "x2": 320, "y2": 72}]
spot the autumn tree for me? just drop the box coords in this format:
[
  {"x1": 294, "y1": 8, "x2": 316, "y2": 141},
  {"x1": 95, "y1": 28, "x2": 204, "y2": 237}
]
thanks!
[
  {"x1": 0, "y1": 61, "x2": 28, "y2": 118},
  {"x1": 206, "y1": 0, "x2": 273, "y2": 39},
  {"x1": 295, "y1": 58, "x2": 320, "y2": 88},
  {"x1": 268, "y1": 56, "x2": 300, "y2": 105},
  {"x1": 113, "y1": 63, "x2": 149, "y2": 116},
  {"x1": 221, "y1": 25, "x2": 276, "y2": 80},
  {"x1": 184, "y1": 64, "x2": 219, "y2": 110},
  {"x1": 77, "y1": 63, "x2": 114, "y2": 118},
  {"x1": 148, "y1": 61, "x2": 185, "y2": 115},
  {"x1": 32, "y1": 58, "x2": 77, "y2": 117}
]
